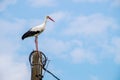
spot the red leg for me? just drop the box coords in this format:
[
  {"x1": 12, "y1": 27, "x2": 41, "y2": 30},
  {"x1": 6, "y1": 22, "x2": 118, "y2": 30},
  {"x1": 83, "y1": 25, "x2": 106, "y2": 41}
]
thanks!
[{"x1": 35, "y1": 36, "x2": 38, "y2": 52}]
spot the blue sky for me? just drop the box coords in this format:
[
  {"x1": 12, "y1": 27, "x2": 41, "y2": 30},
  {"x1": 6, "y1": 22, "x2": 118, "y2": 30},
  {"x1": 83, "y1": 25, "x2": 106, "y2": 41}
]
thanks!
[{"x1": 0, "y1": 0, "x2": 120, "y2": 80}]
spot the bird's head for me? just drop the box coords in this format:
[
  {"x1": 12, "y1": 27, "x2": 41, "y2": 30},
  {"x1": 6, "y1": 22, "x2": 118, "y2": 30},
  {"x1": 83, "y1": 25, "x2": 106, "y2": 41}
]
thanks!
[{"x1": 46, "y1": 16, "x2": 55, "y2": 22}]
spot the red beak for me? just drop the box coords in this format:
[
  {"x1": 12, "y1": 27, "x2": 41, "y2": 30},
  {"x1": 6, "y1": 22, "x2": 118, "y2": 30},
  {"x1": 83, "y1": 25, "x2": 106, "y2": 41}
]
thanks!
[{"x1": 48, "y1": 16, "x2": 55, "y2": 22}]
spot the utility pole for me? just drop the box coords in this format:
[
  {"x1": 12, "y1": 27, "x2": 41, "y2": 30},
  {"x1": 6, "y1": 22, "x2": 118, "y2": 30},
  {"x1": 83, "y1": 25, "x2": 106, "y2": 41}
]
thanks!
[{"x1": 30, "y1": 51, "x2": 43, "y2": 80}]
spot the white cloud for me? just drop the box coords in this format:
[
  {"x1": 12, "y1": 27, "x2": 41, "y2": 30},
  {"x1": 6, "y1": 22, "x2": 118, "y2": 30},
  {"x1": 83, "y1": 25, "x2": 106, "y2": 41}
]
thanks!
[
  {"x1": 40, "y1": 38, "x2": 70, "y2": 55},
  {"x1": 114, "y1": 53, "x2": 120, "y2": 64},
  {"x1": 0, "y1": 19, "x2": 26, "y2": 54},
  {"x1": 90, "y1": 75, "x2": 99, "y2": 80},
  {"x1": 64, "y1": 14, "x2": 118, "y2": 36},
  {"x1": 111, "y1": 0, "x2": 120, "y2": 7},
  {"x1": 28, "y1": 0, "x2": 57, "y2": 7},
  {"x1": 49, "y1": 11, "x2": 70, "y2": 22},
  {"x1": 0, "y1": 0, "x2": 17, "y2": 12},
  {"x1": 0, "y1": 54, "x2": 30, "y2": 80},
  {"x1": 0, "y1": 19, "x2": 26, "y2": 36},
  {"x1": 58, "y1": 13, "x2": 119, "y2": 64},
  {"x1": 112, "y1": 37, "x2": 120, "y2": 64},
  {"x1": 70, "y1": 48, "x2": 98, "y2": 64},
  {"x1": 70, "y1": 48, "x2": 86, "y2": 63},
  {"x1": 71, "y1": 39, "x2": 83, "y2": 47},
  {"x1": 72, "y1": 0, "x2": 120, "y2": 8},
  {"x1": 73, "y1": 0, "x2": 108, "y2": 3},
  {"x1": 0, "y1": 41, "x2": 30, "y2": 80},
  {"x1": 0, "y1": 19, "x2": 30, "y2": 80}
]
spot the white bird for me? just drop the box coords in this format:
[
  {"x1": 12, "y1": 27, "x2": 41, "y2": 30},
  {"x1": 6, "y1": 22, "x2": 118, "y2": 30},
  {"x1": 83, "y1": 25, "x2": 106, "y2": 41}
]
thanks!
[{"x1": 22, "y1": 16, "x2": 55, "y2": 51}]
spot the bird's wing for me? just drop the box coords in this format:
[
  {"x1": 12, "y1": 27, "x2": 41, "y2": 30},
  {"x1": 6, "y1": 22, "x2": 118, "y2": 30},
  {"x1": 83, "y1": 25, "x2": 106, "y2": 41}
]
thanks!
[{"x1": 21, "y1": 30, "x2": 40, "y2": 40}]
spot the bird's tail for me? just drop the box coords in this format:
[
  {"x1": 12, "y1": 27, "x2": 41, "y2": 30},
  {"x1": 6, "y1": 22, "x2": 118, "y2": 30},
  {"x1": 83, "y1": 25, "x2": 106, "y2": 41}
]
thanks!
[
  {"x1": 21, "y1": 31, "x2": 31, "y2": 40},
  {"x1": 22, "y1": 33, "x2": 27, "y2": 40}
]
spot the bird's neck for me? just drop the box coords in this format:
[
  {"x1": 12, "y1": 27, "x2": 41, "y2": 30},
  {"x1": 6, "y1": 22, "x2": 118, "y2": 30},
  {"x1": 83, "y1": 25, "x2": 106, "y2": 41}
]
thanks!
[
  {"x1": 40, "y1": 17, "x2": 48, "y2": 29},
  {"x1": 44, "y1": 17, "x2": 48, "y2": 25}
]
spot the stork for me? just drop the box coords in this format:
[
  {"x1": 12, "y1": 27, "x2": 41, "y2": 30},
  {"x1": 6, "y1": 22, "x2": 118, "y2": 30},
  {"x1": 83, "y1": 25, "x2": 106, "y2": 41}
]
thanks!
[{"x1": 22, "y1": 16, "x2": 55, "y2": 51}]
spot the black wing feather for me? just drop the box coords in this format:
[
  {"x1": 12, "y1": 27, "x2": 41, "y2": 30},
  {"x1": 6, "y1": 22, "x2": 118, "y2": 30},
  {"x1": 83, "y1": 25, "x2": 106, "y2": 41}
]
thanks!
[{"x1": 21, "y1": 30, "x2": 40, "y2": 40}]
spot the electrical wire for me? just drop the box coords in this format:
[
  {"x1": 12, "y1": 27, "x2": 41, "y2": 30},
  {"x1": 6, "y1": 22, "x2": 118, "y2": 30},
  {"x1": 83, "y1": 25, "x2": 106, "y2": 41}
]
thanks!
[{"x1": 29, "y1": 50, "x2": 60, "y2": 80}]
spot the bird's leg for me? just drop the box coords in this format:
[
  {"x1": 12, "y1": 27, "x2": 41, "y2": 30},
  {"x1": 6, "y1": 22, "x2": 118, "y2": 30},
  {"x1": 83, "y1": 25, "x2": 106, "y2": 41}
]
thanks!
[{"x1": 35, "y1": 36, "x2": 39, "y2": 52}]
